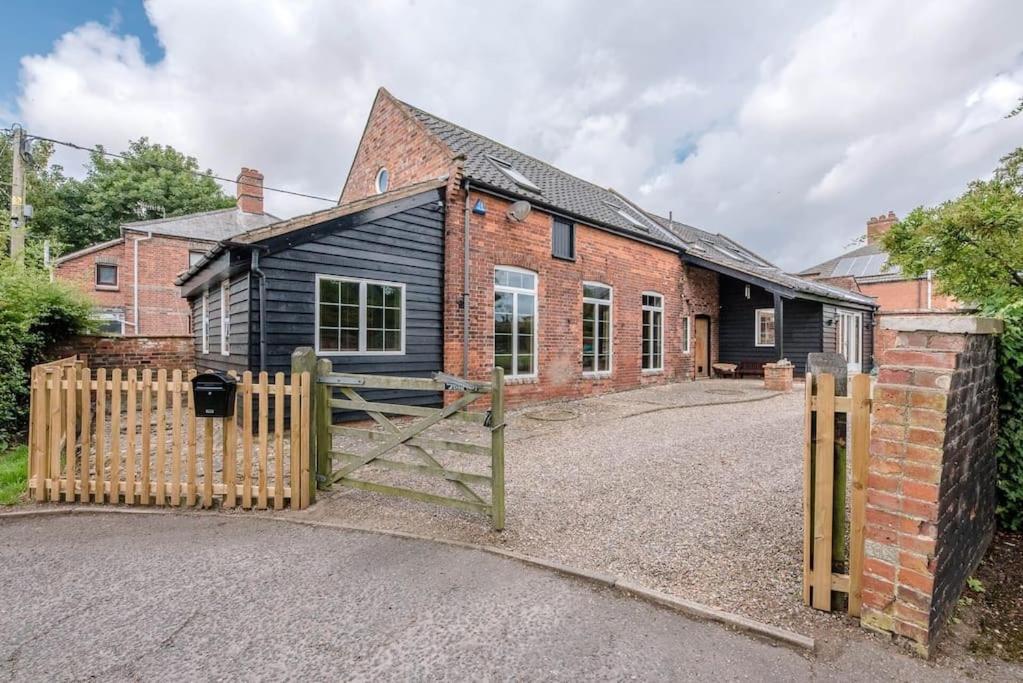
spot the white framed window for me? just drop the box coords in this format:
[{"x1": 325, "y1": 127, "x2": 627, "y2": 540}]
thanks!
[
  {"x1": 188, "y1": 250, "x2": 205, "y2": 268},
  {"x1": 641, "y1": 292, "x2": 664, "y2": 371},
  {"x1": 316, "y1": 275, "x2": 405, "y2": 355},
  {"x1": 201, "y1": 291, "x2": 209, "y2": 354},
  {"x1": 494, "y1": 266, "x2": 537, "y2": 377},
  {"x1": 755, "y1": 308, "x2": 776, "y2": 347},
  {"x1": 681, "y1": 315, "x2": 691, "y2": 354},
  {"x1": 375, "y1": 168, "x2": 389, "y2": 194},
  {"x1": 583, "y1": 283, "x2": 612, "y2": 375},
  {"x1": 487, "y1": 156, "x2": 541, "y2": 193},
  {"x1": 220, "y1": 280, "x2": 231, "y2": 356},
  {"x1": 93, "y1": 309, "x2": 125, "y2": 336}
]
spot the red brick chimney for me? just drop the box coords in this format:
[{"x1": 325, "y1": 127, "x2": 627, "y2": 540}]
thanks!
[
  {"x1": 867, "y1": 210, "x2": 898, "y2": 245},
  {"x1": 236, "y1": 168, "x2": 264, "y2": 214}
]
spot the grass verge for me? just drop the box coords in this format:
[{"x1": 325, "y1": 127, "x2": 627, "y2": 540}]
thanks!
[{"x1": 0, "y1": 445, "x2": 28, "y2": 505}]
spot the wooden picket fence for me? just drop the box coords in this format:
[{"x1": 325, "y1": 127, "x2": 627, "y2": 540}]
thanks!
[
  {"x1": 803, "y1": 372, "x2": 871, "y2": 616},
  {"x1": 27, "y1": 363, "x2": 312, "y2": 510}
]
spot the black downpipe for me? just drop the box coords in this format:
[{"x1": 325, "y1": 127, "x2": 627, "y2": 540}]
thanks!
[
  {"x1": 251, "y1": 250, "x2": 267, "y2": 372},
  {"x1": 463, "y1": 180, "x2": 471, "y2": 377}
]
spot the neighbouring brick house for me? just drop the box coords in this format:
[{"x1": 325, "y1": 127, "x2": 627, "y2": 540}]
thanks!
[
  {"x1": 799, "y1": 212, "x2": 963, "y2": 313},
  {"x1": 177, "y1": 89, "x2": 875, "y2": 407},
  {"x1": 53, "y1": 168, "x2": 276, "y2": 336}
]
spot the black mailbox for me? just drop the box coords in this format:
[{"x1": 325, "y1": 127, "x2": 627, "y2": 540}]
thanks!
[{"x1": 193, "y1": 372, "x2": 237, "y2": 418}]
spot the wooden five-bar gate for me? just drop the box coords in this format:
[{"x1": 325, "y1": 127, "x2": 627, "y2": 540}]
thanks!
[
  {"x1": 803, "y1": 371, "x2": 872, "y2": 616},
  {"x1": 27, "y1": 361, "x2": 312, "y2": 510},
  {"x1": 314, "y1": 358, "x2": 506, "y2": 530}
]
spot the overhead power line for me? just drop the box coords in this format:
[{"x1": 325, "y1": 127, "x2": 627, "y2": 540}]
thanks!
[{"x1": 23, "y1": 132, "x2": 337, "y2": 204}]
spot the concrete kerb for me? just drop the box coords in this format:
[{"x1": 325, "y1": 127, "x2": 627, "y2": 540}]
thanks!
[{"x1": 0, "y1": 506, "x2": 815, "y2": 653}]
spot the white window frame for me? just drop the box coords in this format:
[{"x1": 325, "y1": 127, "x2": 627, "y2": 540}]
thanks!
[
  {"x1": 836, "y1": 309, "x2": 864, "y2": 372},
  {"x1": 375, "y1": 167, "x2": 389, "y2": 194},
  {"x1": 582, "y1": 282, "x2": 613, "y2": 377},
  {"x1": 220, "y1": 280, "x2": 231, "y2": 356},
  {"x1": 201, "y1": 291, "x2": 209, "y2": 355},
  {"x1": 315, "y1": 274, "x2": 406, "y2": 356},
  {"x1": 93, "y1": 310, "x2": 125, "y2": 336},
  {"x1": 681, "y1": 315, "x2": 691, "y2": 354},
  {"x1": 494, "y1": 266, "x2": 539, "y2": 378},
  {"x1": 641, "y1": 291, "x2": 664, "y2": 372},
  {"x1": 755, "y1": 308, "x2": 776, "y2": 347}
]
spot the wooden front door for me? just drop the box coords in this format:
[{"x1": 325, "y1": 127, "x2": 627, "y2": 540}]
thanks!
[{"x1": 694, "y1": 316, "x2": 710, "y2": 378}]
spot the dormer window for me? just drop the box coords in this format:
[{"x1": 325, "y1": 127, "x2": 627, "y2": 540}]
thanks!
[
  {"x1": 487, "y1": 156, "x2": 541, "y2": 194},
  {"x1": 375, "y1": 168, "x2": 389, "y2": 194}
]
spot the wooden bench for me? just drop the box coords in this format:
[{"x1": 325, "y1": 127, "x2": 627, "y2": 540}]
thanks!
[{"x1": 736, "y1": 361, "x2": 765, "y2": 379}]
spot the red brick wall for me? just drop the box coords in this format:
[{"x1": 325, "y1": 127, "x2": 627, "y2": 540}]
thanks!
[
  {"x1": 339, "y1": 89, "x2": 452, "y2": 204},
  {"x1": 50, "y1": 334, "x2": 194, "y2": 370},
  {"x1": 858, "y1": 279, "x2": 958, "y2": 313},
  {"x1": 683, "y1": 264, "x2": 719, "y2": 378},
  {"x1": 444, "y1": 188, "x2": 690, "y2": 407},
  {"x1": 54, "y1": 232, "x2": 213, "y2": 336},
  {"x1": 862, "y1": 315, "x2": 1001, "y2": 655}
]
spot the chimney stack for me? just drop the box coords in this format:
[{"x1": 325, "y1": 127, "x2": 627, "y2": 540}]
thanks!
[
  {"x1": 867, "y1": 210, "x2": 897, "y2": 245},
  {"x1": 236, "y1": 168, "x2": 264, "y2": 214}
]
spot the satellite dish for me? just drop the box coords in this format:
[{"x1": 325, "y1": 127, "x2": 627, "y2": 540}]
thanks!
[{"x1": 507, "y1": 200, "x2": 532, "y2": 222}]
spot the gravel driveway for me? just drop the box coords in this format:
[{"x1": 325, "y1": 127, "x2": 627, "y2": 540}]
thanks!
[{"x1": 294, "y1": 380, "x2": 1015, "y2": 677}]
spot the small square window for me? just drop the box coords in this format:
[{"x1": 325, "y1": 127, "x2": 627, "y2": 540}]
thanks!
[
  {"x1": 188, "y1": 250, "x2": 205, "y2": 267},
  {"x1": 95, "y1": 263, "x2": 118, "y2": 288},
  {"x1": 552, "y1": 217, "x2": 575, "y2": 260}
]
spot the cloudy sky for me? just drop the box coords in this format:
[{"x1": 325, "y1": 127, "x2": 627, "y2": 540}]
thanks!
[{"x1": 4, "y1": 0, "x2": 1022, "y2": 270}]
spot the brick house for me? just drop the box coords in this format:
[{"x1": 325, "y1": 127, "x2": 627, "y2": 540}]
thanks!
[
  {"x1": 799, "y1": 212, "x2": 962, "y2": 313},
  {"x1": 177, "y1": 89, "x2": 876, "y2": 407},
  {"x1": 54, "y1": 168, "x2": 276, "y2": 336}
]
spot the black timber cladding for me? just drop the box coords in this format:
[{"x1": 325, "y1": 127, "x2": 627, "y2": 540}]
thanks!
[
  {"x1": 718, "y1": 274, "x2": 873, "y2": 375},
  {"x1": 187, "y1": 188, "x2": 445, "y2": 409}
]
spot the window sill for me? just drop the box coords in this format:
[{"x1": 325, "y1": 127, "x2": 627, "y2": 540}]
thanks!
[
  {"x1": 316, "y1": 351, "x2": 407, "y2": 357},
  {"x1": 95, "y1": 285, "x2": 119, "y2": 291},
  {"x1": 504, "y1": 375, "x2": 538, "y2": 385},
  {"x1": 754, "y1": 343, "x2": 775, "y2": 348},
  {"x1": 641, "y1": 368, "x2": 664, "y2": 375},
  {"x1": 582, "y1": 372, "x2": 612, "y2": 380},
  {"x1": 552, "y1": 254, "x2": 576, "y2": 262}
]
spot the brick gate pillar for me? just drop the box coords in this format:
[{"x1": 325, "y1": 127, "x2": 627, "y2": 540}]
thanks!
[{"x1": 862, "y1": 314, "x2": 1002, "y2": 656}]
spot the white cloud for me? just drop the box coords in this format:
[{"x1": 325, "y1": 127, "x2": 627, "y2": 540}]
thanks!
[{"x1": 12, "y1": 0, "x2": 1023, "y2": 271}]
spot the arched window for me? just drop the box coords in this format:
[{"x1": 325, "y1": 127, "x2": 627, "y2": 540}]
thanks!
[{"x1": 494, "y1": 266, "x2": 537, "y2": 377}]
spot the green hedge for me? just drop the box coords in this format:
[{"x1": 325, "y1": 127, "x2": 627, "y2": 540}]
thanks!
[
  {"x1": 994, "y1": 303, "x2": 1023, "y2": 530},
  {"x1": 0, "y1": 260, "x2": 93, "y2": 450}
]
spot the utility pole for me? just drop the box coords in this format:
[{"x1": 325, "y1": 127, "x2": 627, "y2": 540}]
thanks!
[{"x1": 8, "y1": 124, "x2": 25, "y2": 261}]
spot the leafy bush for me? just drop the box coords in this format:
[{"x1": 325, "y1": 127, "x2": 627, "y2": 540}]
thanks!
[
  {"x1": 0, "y1": 260, "x2": 93, "y2": 450},
  {"x1": 992, "y1": 302, "x2": 1023, "y2": 530}
]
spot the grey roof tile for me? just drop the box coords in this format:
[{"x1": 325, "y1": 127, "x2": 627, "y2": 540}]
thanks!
[
  {"x1": 401, "y1": 100, "x2": 681, "y2": 246},
  {"x1": 121, "y1": 207, "x2": 279, "y2": 242}
]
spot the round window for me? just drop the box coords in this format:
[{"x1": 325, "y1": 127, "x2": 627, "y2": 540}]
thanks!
[{"x1": 375, "y1": 168, "x2": 389, "y2": 193}]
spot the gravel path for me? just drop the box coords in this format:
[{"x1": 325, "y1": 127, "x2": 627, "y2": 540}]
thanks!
[{"x1": 299, "y1": 380, "x2": 1020, "y2": 677}]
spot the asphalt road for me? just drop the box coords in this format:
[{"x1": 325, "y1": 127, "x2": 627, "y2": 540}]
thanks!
[{"x1": 0, "y1": 513, "x2": 970, "y2": 681}]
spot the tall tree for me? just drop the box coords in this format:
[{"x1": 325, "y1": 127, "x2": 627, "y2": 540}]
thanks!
[
  {"x1": 33, "y1": 138, "x2": 236, "y2": 252},
  {"x1": 883, "y1": 147, "x2": 1023, "y2": 306}
]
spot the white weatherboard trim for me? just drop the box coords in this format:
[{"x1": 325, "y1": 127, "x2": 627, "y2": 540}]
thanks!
[
  {"x1": 315, "y1": 274, "x2": 407, "y2": 356},
  {"x1": 582, "y1": 281, "x2": 613, "y2": 377},
  {"x1": 641, "y1": 291, "x2": 664, "y2": 372},
  {"x1": 755, "y1": 308, "x2": 775, "y2": 347},
  {"x1": 220, "y1": 280, "x2": 231, "y2": 356},
  {"x1": 494, "y1": 266, "x2": 538, "y2": 379}
]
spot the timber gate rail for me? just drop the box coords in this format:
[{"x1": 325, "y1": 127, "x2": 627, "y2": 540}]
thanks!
[
  {"x1": 27, "y1": 359, "x2": 312, "y2": 510},
  {"x1": 803, "y1": 371, "x2": 871, "y2": 616},
  {"x1": 313, "y1": 358, "x2": 506, "y2": 530}
]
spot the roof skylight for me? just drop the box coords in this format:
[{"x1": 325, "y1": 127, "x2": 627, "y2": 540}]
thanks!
[
  {"x1": 487, "y1": 155, "x2": 541, "y2": 193},
  {"x1": 601, "y1": 201, "x2": 650, "y2": 231}
]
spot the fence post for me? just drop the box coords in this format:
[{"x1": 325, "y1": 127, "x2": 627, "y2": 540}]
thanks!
[
  {"x1": 316, "y1": 358, "x2": 333, "y2": 490},
  {"x1": 490, "y1": 366, "x2": 505, "y2": 531},
  {"x1": 290, "y1": 347, "x2": 320, "y2": 502}
]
